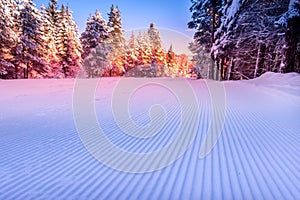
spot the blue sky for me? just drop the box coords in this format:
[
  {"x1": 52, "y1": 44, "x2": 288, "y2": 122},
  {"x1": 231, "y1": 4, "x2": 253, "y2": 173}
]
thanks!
[
  {"x1": 34, "y1": 0, "x2": 195, "y2": 55},
  {"x1": 34, "y1": 0, "x2": 195, "y2": 37}
]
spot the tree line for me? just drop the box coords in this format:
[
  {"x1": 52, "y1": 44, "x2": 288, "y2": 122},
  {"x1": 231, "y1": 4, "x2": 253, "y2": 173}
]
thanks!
[
  {"x1": 81, "y1": 6, "x2": 193, "y2": 78},
  {"x1": 189, "y1": 0, "x2": 300, "y2": 80},
  {"x1": 0, "y1": 0, "x2": 81, "y2": 78},
  {"x1": 0, "y1": 0, "x2": 193, "y2": 79}
]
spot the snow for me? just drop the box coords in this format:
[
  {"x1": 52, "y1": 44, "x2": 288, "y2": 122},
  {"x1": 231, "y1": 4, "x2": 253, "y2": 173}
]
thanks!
[
  {"x1": 216, "y1": 0, "x2": 246, "y2": 36},
  {"x1": 1, "y1": 72, "x2": 300, "y2": 199}
]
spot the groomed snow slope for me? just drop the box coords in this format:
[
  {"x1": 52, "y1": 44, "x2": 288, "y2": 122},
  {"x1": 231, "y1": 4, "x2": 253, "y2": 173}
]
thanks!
[{"x1": 0, "y1": 72, "x2": 300, "y2": 199}]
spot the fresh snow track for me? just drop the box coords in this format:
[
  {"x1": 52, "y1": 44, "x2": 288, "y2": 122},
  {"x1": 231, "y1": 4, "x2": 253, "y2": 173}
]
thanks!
[{"x1": 0, "y1": 72, "x2": 300, "y2": 199}]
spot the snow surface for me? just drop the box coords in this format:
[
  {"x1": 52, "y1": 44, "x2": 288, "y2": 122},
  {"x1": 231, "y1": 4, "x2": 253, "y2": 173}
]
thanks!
[{"x1": 0, "y1": 72, "x2": 300, "y2": 199}]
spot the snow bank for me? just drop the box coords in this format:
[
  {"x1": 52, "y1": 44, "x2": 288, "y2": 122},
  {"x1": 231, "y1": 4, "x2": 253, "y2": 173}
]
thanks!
[{"x1": 245, "y1": 72, "x2": 300, "y2": 97}]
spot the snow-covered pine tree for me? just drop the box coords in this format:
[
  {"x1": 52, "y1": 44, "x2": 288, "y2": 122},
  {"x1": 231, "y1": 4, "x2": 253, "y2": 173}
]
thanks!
[
  {"x1": 188, "y1": 0, "x2": 222, "y2": 50},
  {"x1": 176, "y1": 54, "x2": 194, "y2": 78},
  {"x1": 46, "y1": 0, "x2": 60, "y2": 54},
  {"x1": 44, "y1": 0, "x2": 66, "y2": 78},
  {"x1": 147, "y1": 23, "x2": 162, "y2": 50},
  {"x1": 0, "y1": 0, "x2": 17, "y2": 78},
  {"x1": 188, "y1": 41, "x2": 211, "y2": 79},
  {"x1": 135, "y1": 32, "x2": 144, "y2": 66},
  {"x1": 123, "y1": 32, "x2": 138, "y2": 72},
  {"x1": 275, "y1": 0, "x2": 300, "y2": 73},
  {"x1": 56, "y1": 5, "x2": 82, "y2": 78},
  {"x1": 188, "y1": 0, "x2": 222, "y2": 79},
  {"x1": 80, "y1": 10, "x2": 109, "y2": 59},
  {"x1": 141, "y1": 32, "x2": 152, "y2": 65},
  {"x1": 209, "y1": 0, "x2": 247, "y2": 80},
  {"x1": 47, "y1": 0, "x2": 58, "y2": 21},
  {"x1": 146, "y1": 23, "x2": 165, "y2": 72},
  {"x1": 53, "y1": 4, "x2": 66, "y2": 76},
  {"x1": 64, "y1": 6, "x2": 82, "y2": 77},
  {"x1": 165, "y1": 45, "x2": 177, "y2": 77},
  {"x1": 150, "y1": 47, "x2": 165, "y2": 72},
  {"x1": 83, "y1": 42, "x2": 111, "y2": 78},
  {"x1": 106, "y1": 5, "x2": 126, "y2": 76},
  {"x1": 127, "y1": 31, "x2": 137, "y2": 50},
  {"x1": 135, "y1": 31, "x2": 152, "y2": 65},
  {"x1": 40, "y1": 4, "x2": 59, "y2": 78},
  {"x1": 14, "y1": 0, "x2": 47, "y2": 79}
]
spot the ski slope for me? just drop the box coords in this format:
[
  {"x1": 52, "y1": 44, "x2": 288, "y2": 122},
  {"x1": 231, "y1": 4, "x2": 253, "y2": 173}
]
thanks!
[{"x1": 0, "y1": 72, "x2": 300, "y2": 199}]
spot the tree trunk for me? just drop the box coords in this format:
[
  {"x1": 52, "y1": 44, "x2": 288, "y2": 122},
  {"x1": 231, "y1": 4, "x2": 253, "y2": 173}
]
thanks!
[
  {"x1": 210, "y1": 57, "x2": 215, "y2": 80},
  {"x1": 15, "y1": 65, "x2": 18, "y2": 79},
  {"x1": 258, "y1": 44, "x2": 266, "y2": 75},
  {"x1": 220, "y1": 58, "x2": 224, "y2": 80},
  {"x1": 228, "y1": 57, "x2": 235, "y2": 80},
  {"x1": 207, "y1": 63, "x2": 210, "y2": 79},
  {"x1": 254, "y1": 43, "x2": 266, "y2": 78},
  {"x1": 210, "y1": 0, "x2": 217, "y2": 80},
  {"x1": 215, "y1": 58, "x2": 220, "y2": 80},
  {"x1": 24, "y1": 63, "x2": 28, "y2": 79},
  {"x1": 279, "y1": 54, "x2": 285, "y2": 73},
  {"x1": 211, "y1": 0, "x2": 216, "y2": 45},
  {"x1": 254, "y1": 43, "x2": 261, "y2": 78},
  {"x1": 284, "y1": 17, "x2": 299, "y2": 72},
  {"x1": 273, "y1": 50, "x2": 279, "y2": 72},
  {"x1": 223, "y1": 58, "x2": 228, "y2": 80}
]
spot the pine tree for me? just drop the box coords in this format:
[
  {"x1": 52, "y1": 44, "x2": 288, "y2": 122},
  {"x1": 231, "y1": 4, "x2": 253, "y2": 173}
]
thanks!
[
  {"x1": 276, "y1": 0, "x2": 300, "y2": 73},
  {"x1": 123, "y1": 32, "x2": 138, "y2": 72},
  {"x1": 147, "y1": 23, "x2": 165, "y2": 72},
  {"x1": 188, "y1": 41, "x2": 211, "y2": 78},
  {"x1": 56, "y1": 5, "x2": 82, "y2": 78},
  {"x1": 39, "y1": 4, "x2": 60, "y2": 77},
  {"x1": 135, "y1": 31, "x2": 151, "y2": 65},
  {"x1": 46, "y1": 0, "x2": 60, "y2": 51},
  {"x1": 83, "y1": 42, "x2": 111, "y2": 78},
  {"x1": 165, "y1": 45, "x2": 177, "y2": 77},
  {"x1": 0, "y1": 0, "x2": 17, "y2": 78},
  {"x1": 188, "y1": 0, "x2": 223, "y2": 79},
  {"x1": 147, "y1": 23, "x2": 162, "y2": 50},
  {"x1": 65, "y1": 6, "x2": 82, "y2": 77},
  {"x1": 106, "y1": 5, "x2": 126, "y2": 75},
  {"x1": 188, "y1": 0, "x2": 222, "y2": 50},
  {"x1": 14, "y1": 0, "x2": 47, "y2": 79},
  {"x1": 127, "y1": 31, "x2": 137, "y2": 50},
  {"x1": 177, "y1": 54, "x2": 193, "y2": 78},
  {"x1": 55, "y1": 5, "x2": 67, "y2": 76},
  {"x1": 80, "y1": 10, "x2": 109, "y2": 59},
  {"x1": 43, "y1": 0, "x2": 66, "y2": 78},
  {"x1": 48, "y1": 0, "x2": 58, "y2": 18}
]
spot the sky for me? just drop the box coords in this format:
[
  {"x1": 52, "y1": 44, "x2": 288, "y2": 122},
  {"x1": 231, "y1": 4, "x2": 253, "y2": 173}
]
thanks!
[
  {"x1": 34, "y1": 0, "x2": 195, "y2": 36},
  {"x1": 34, "y1": 0, "x2": 195, "y2": 55}
]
